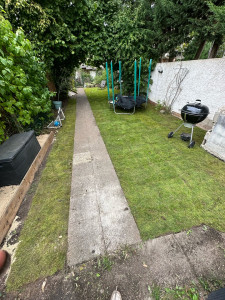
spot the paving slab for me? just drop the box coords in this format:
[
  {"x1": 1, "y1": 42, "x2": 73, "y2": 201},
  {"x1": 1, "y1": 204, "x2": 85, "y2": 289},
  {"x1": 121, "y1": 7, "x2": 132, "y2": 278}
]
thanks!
[
  {"x1": 140, "y1": 234, "x2": 196, "y2": 287},
  {"x1": 67, "y1": 215, "x2": 105, "y2": 263},
  {"x1": 138, "y1": 226, "x2": 225, "y2": 288},
  {"x1": 70, "y1": 192, "x2": 99, "y2": 221},
  {"x1": 173, "y1": 226, "x2": 225, "y2": 279},
  {"x1": 97, "y1": 187, "x2": 128, "y2": 214},
  {"x1": 101, "y1": 209, "x2": 141, "y2": 252},
  {"x1": 67, "y1": 88, "x2": 141, "y2": 266}
]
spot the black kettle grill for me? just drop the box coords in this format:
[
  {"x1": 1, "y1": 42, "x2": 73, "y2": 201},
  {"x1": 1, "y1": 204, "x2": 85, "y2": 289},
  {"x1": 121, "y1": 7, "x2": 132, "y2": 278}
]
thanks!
[{"x1": 168, "y1": 99, "x2": 209, "y2": 148}]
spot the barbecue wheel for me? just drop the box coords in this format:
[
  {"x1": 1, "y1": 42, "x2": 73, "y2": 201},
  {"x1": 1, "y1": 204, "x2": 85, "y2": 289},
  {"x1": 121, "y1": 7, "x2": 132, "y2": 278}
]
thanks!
[
  {"x1": 188, "y1": 141, "x2": 195, "y2": 148},
  {"x1": 168, "y1": 132, "x2": 174, "y2": 138}
]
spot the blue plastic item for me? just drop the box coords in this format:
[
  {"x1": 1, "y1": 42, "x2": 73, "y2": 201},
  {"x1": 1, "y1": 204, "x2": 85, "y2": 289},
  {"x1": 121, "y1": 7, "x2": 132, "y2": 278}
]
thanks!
[{"x1": 54, "y1": 121, "x2": 60, "y2": 127}]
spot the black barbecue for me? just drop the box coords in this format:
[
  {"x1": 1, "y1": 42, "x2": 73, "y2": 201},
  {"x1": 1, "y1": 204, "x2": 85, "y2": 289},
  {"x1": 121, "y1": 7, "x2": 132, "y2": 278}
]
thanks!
[{"x1": 168, "y1": 99, "x2": 209, "y2": 148}]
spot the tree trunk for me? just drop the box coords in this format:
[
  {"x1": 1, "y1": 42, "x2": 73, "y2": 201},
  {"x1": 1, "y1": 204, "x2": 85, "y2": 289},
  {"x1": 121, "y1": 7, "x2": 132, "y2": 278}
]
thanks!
[
  {"x1": 208, "y1": 40, "x2": 220, "y2": 58},
  {"x1": 46, "y1": 73, "x2": 57, "y2": 92},
  {"x1": 194, "y1": 41, "x2": 206, "y2": 60}
]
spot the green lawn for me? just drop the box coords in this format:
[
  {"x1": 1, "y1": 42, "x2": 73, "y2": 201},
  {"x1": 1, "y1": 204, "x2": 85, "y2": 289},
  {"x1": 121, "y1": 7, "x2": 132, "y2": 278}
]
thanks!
[
  {"x1": 7, "y1": 97, "x2": 76, "y2": 291},
  {"x1": 85, "y1": 88, "x2": 225, "y2": 240}
]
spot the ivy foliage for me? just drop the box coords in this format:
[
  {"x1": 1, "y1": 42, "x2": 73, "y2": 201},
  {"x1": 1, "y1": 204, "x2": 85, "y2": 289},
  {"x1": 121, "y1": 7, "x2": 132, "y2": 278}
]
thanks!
[{"x1": 0, "y1": 14, "x2": 52, "y2": 143}]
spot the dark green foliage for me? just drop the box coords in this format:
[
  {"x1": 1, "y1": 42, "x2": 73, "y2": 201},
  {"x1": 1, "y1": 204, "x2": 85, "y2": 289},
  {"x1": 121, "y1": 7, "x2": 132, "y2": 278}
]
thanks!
[
  {"x1": 111, "y1": 1, "x2": 156, "y2": 93},
  {"x1": 0, "y1": 14, "x2": 52, "y2": 143},
  {"x1": 3, "y1": 0, "x2": 94, "y2": 97},
  {"x1": 209, "y1": 1, "x2": 225, "y2": 37},
  {"x1": 153, "y1": 0, "x2": 225, "y2": 60},
  {"x1": 89, "y1": 0, "x2": 157, "y2": 94},
  {"x1": 94, "y1": 69, "x2": 112, "y2": 88},
  {"x1": 1, "y1": 0, "x2": 224, "y2": 141},
  {"x1": 184, "y1": 40, "x2": 212, "y2": 61}
]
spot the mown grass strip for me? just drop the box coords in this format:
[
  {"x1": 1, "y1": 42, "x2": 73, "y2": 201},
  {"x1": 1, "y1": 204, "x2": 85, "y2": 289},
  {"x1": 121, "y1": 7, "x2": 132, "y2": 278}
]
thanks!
[
  {"x1": 85, "y1": 88, "x2": 225, "y2": 240},
  {"x1": 7, "y1": 97, "x2": 76, "y2": 291}
]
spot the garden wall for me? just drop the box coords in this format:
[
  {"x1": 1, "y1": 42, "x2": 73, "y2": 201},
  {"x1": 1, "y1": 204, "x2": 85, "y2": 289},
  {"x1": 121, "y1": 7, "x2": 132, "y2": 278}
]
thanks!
[{"x1": 149, "y1": 58, "x2": 225, "y2": 129}]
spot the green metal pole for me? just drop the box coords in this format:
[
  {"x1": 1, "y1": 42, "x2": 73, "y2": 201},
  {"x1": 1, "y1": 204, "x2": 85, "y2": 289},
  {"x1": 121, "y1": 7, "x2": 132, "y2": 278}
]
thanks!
[
  {"x1": 146, "y1": 59, "x2": 152, "y2": 102},
  {"x1": 106, "y1": 62, "x2": 110, "y2": 101},
  {"x1": 111, "y1": 61, "x2": 115, "y2": 104},
  {"x1": 119, "y1": 60, "x2": 122, "y2": 95},
  {"x1": 138, "y1": 57, "x2": 141, "y2": 96},
  {"x1": 134, "y1": 59, "x2": 137, "y2": 104}
]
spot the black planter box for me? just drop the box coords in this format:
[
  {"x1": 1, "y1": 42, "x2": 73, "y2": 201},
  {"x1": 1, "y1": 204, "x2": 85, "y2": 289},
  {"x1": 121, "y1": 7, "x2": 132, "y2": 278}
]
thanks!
[{"x1": 0, "y1": 131, "x2": 41, "y2": 187}]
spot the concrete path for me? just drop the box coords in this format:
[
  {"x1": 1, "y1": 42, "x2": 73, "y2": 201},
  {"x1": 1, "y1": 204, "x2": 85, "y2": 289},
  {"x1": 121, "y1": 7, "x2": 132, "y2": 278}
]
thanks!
[{"x1": 67, "y1": 89, "x2": 141, "y2": 266}]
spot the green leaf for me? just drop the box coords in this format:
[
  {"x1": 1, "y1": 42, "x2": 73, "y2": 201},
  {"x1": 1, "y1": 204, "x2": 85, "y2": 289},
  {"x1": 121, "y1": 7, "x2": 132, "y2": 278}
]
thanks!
[
  {"x1": 9, "y1": 85, "x2": 17, "y2": 93},
  {"x1": 0, "y1": 57, "x2": 8, "y2": 66}
]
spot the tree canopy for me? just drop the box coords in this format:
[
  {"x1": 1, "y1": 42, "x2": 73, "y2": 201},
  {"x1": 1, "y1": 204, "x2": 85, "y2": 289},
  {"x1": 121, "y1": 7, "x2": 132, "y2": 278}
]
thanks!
[
  {"x1": 3, "y1": 0, "x2": 93, "y2": 91},
  {"x1": 153, "y1": 0, "x2": 225, "y2": 60},
  {"x1": 1, "y1": 0, "x2": 224, "y2": 104}
]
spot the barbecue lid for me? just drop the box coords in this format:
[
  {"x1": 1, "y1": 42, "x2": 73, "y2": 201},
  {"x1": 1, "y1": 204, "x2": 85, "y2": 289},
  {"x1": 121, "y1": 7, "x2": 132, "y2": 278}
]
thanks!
[{"x1": 181, "y1": 99, "x2": 209, "y2": 116}]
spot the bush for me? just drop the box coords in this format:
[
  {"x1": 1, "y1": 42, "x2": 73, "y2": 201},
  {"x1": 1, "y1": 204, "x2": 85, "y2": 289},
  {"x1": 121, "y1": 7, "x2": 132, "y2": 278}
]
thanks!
[
  {"x1": 74, "y1": 69, "x2": 93, "y2": 87},
  {"x1": 94, "y1": 69, "x2": 112, "y2": 88},
  {"x1": 0, "y1": 14, "x2": 52, "y2": 143}
]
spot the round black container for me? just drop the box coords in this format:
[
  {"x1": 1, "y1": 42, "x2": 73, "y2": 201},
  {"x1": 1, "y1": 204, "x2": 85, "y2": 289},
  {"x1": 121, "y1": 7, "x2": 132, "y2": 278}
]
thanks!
[{"x1": 181, "y1": 100, "x2": 209, "y2": 124}]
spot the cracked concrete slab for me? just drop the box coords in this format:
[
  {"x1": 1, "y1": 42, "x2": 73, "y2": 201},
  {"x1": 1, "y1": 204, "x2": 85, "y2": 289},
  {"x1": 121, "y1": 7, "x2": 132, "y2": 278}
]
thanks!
[
  {"x1": 173, "y1": 226, "x2": 225, "y2": 279},
  {"x1": 137, "y1": 225, "x2": 225, "y2": 288},
  {"x1": 140, "y1": 234, "x2": 196, "y2": 287},
  {"x1": 101, "y1": 209, "x2": 141, "y2": 252},
  {"x1": 67, "y1": 215, "x2": 105, "y2": 264},
  {"x1": 70, "y1": 192, "x2": 99, "y2": 221},
  {"x1": 97, "y1": 187, "x2": 128, "y2": 214},
  {"x1": 67, "y1": 88, "x2": 141, "y2": 266}
]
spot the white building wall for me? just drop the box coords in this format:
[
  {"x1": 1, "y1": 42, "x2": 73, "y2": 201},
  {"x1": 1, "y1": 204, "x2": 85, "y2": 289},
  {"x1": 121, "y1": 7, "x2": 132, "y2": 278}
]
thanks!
[{"x1": 149, "y1": 58, "x2": 225, "y2": 127}]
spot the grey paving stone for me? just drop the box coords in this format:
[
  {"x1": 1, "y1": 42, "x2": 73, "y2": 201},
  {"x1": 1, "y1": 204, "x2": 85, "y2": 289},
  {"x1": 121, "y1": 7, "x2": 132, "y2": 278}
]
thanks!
[
  {"x1": 94, "y1": 169, "x2": 121, "y2": 190},
  {"x1": 74, "y1": 143, "x2": 90, "y2": 154},
  {"x1": 140, "y1": 234, "x2": 196, "y2": 286},
  {"x1": 73, "y1": 152, "x2": 92, "y2": 165},
  {"x1": 97, "y1": 186, "x2": 128, "y2": 215},
  {"x1": 67, "y1": 215, "x2": 105, "y2": 265},
  {"x1": 70, "y1": 174, "x2": 96, "y2": 196},
  {"x1": 173, "y1": 226, "x2": 225, "y2": 279},
  {"x1": 67, "y1": 88, "x2": 141, "y2": 267},
  {"x1": 101, "y1": 209, "x2": 141, "y2": 252},
  {"x1": 70, "y1": 192, "x2": 99, "y2": 221},
  {"x1": 72, "y1": 160, "x2": 94, "y2": 177}
]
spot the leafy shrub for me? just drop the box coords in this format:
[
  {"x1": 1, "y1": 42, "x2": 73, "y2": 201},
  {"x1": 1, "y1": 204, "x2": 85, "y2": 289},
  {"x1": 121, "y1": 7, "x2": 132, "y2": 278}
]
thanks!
[
  {"x1": 0, "y1": 14, "x2": 52, "y2": 143},
  {"x1": 94, "y1": 69, "x2": 112, "y2": 88},
  {"x1": 68, "y1": 70, "x2": 77, "y2": 93},
  {"x1": 74, "y1": 69, "x2": 94, "y2": 87}
]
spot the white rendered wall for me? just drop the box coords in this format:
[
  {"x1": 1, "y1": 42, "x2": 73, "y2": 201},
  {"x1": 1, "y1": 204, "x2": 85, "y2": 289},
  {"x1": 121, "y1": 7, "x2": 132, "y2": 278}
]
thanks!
[{"x1": 149, "y1": 58, "x2": 225, "y2": 126}]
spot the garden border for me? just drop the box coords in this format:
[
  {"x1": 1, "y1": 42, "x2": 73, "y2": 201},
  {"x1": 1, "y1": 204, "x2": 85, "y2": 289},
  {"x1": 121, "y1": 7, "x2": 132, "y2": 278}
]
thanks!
[{"x1": 0, "y1": 131, "x2": 54, "y2": 244}]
